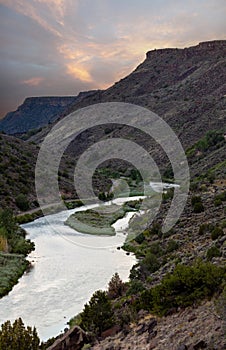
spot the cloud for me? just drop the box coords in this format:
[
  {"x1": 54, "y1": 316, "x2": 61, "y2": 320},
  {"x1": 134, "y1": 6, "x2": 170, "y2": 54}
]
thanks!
[
  {"x1": 21, "y1": 77, "x2": 44, "y2": 86},
  {"x1": 0, "y1": 0, "x2": 63, "y2": 37},
  {"x1": 66, "y1": 63, "x2": 92, "y2": 83},
  {"x1": 0, "y1": 0, "x2": 225, "y2": 117}
]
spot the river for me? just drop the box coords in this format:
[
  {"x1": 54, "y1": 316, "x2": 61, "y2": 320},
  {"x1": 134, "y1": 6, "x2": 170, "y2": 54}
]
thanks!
[
  {"x1": 0, "y1": 181, "x2": 179, "y2": 341},
  {"x1": 0, "y1": 197, "x2": 140, "y2": 341}
]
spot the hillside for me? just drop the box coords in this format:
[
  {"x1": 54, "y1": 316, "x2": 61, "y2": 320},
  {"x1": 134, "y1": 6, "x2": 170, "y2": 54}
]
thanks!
[
  {"x1": 29, "y1": 40, "x2": 226, "y2": 151},
  {"x1": 26, "y1": 41, "x2": 226, "y2": 182},
  {"x1": 0, "y1": 134, "x2": 77, "y2": 212},
  {"x1": 0, "y1": 134, "x2": 38, "y2": 210},
  {"x1": 0, "y1": 133, "x2": 112, "y2": 212}
]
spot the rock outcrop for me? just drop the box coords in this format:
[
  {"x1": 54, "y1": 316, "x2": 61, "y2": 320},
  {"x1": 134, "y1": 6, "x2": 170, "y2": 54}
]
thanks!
[{"x1": 47, "y1": 326, "x2": 90, "y2": 350}]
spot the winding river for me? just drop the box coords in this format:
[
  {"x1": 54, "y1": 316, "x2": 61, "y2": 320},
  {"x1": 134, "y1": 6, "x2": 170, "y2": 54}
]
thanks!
[
  {"x1": 0, "y1": 197, "x2": 139, "y2": 341},
  {"x1": 0, "y1": 183, "x2": 178, "y2": 340}
]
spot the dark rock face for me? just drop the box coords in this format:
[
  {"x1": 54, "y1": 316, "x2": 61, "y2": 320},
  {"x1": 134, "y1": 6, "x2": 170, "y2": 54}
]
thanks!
[
  {"x1": 0, "y1": 91, "x2": 97, "y2": 134},
  {"x1": 46, "y1": 326, "x2": 90, "y2": 350}
]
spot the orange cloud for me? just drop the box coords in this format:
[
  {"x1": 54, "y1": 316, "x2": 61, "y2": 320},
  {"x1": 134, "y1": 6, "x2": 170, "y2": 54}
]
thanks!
[
  {"x1": 22, "y1": 77, "x2": 44, "y2": 86},
  {"x1": 66, "y1": 63, "x2": 92, "y2": 83}
]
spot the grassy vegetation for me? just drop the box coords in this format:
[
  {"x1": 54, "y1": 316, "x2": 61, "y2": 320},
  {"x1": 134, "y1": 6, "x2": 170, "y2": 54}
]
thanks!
[
  {"x1": 64, "y1": 199, "x2": 84, "y2": 209},
  {"x1": 16, "y1": 210, "x2": 43, "y2": 224},
  {"x1": 186, "y1": 130, "x2": 224, "y2": 158},
  {"x1": 65, "y1": 201, "x2": 141, "y2": 235},
  {"x1": 0, "y1": 253, "x2": 29, "y2": 297}
]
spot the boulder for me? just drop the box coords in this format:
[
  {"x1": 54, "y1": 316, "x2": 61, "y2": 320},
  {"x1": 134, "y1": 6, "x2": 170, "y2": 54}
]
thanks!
[{"x1": 47, "y1": 326, "x2": 90, "y2": 350}]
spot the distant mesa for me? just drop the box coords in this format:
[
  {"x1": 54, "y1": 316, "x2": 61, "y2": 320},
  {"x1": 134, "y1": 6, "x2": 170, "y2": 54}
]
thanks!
[
  {"x1": 0, "y1": 91, "x2": 97, "y2": 135},
  {"x1": 146, "y1": 40, "x2": 226, "y2": 59}
]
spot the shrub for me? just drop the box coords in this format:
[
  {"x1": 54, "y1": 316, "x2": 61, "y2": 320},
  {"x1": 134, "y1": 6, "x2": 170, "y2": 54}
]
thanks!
[
  {"x1": 191, "y1": 196, "x2": 202, "y2": 206},
  {"x1": 206, "y1": 246, "x2": 221, "y2": 261},
  {"x1": 15, "y1": 194, "x2": 29, "y2": 211},
  {"x1": 150, "y1": 222, "x2": 162, "y2": 237},
  {"x1": 150, "y1": 260, "x2": 225, "y2": 316},
  {"x1": 196, "y1": 130, "x2": 224, "y2": 152},
  {"x1": 166, "y1": 240, "x2": 179, "y2": 253},
  {"x1": 135, "y1": 232, "x2": 145, "y2": 244},
  {"x1": 162, "y1": 188, "x2": 174, "y2": 201},
  {"x1": 211, "y1": 227, "x2": 224, "y2": 240},
  {"x1": 193, "y1": 202, "x2": 204, "y2": 213},
  {"x1": 217, "y1": 191, "x2": 226, "y2": 201},
  {"x1": 0, "y1": 209, "x2": 17, "y2": 238},
  {"x1": 10, "y1": 237, "x2": 35, "y2": 255},
  {"x1": 214, "y1": 198, "x2": 222, "y2": 207},
  {"x1": 129, "y1": 263, "x2": 141, "y2": 280},
  {"x1": 191, "y1": 195, "x2": 204, "y2": 213},
  {"x1": 126, "y1": 280, "x2": 145, "y2": 296},
  {"x1": 147, "y1": 242, "x2": 163, "y2": 257},
  {"x1": 198, "y1": 223, "x2": 209, "y2": 235},
  {"x1": 140, "y1": 252, "x2": 160, "y2": 275}
]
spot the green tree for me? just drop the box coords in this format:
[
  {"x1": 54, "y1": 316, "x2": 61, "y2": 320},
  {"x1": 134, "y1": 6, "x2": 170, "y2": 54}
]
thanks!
[
  {"x1": 0, "y1": 318, "x2": 40, "y2": 350},
  {"x1": 80, "y1": 290, "x2": 114, "y2": 336}
]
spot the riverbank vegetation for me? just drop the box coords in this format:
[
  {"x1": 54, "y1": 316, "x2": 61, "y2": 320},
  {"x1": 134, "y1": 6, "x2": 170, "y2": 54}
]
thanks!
[{"x1": 0, "y1": 208, "x2": 34, "y2": 298}]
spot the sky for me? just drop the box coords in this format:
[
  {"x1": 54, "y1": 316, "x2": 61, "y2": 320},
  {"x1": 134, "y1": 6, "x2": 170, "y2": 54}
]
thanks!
[{"x1": 0, "y1": 0, "x2": 225, "y2": 118}]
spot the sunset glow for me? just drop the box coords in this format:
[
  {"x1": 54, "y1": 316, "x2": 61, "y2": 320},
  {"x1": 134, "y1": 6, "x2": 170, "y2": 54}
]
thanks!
[{"x1": 0, "y1": 0, "x2": 225, "y2": 117}]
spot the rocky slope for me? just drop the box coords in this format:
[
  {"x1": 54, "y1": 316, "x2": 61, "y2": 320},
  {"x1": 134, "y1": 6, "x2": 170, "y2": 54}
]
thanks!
[
  {"x1": 26, "y1": 41, "x2": 226, "y2": 183},
  {"x1": 91, "y1": 300, "x2": 225, "y2": 350},
  {"x1": 29, "y1": 40, "x2": 226, "y2": 151}
]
